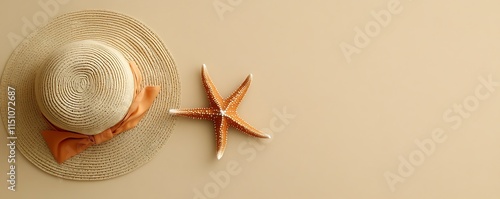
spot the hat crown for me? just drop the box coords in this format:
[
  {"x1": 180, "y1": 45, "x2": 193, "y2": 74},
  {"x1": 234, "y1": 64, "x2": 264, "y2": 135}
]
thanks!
[{"x1": 35, "y1": 40, "x2": 135, "y2": 135}]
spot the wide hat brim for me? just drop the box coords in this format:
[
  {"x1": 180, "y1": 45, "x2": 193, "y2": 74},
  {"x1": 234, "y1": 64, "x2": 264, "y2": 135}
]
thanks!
[{"x1": 0, "y1": 10, "x2": 180, "y2": 180}]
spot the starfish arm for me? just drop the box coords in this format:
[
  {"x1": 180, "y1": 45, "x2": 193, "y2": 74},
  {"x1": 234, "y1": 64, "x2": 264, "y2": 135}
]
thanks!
[
  {"x1": 228, "y1": 114, "x2": 271, "y2": 139},
  {"x1": 201, "y1": 64, "x2": 225, "y2": 109},
  {"x1": 169, "y1": 108, "x2": 218, "y2": 120},
  {"x1": 225, "y1": 74, "x2": 252, "y2": 111},
  {"x1": 214, "y1": 116, "x2": 229, "y2": 160}
]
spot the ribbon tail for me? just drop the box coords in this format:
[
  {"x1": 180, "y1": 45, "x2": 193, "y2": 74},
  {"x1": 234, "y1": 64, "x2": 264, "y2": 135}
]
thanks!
[
  {"x1": 41, "y1": 130, "x2": 94, "y2": 164},
  {"x1": 115, "y1": 86, "x2": 160, "y2": 133}
]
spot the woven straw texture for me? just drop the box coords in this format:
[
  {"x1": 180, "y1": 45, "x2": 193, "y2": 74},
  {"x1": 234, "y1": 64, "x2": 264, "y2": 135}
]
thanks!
[
  {"x1": 35, "y1": 40, "x2": 136, "y2": 135},
  {"x1": 0, "y1": 10, "x2": 180, "y2": 180}
]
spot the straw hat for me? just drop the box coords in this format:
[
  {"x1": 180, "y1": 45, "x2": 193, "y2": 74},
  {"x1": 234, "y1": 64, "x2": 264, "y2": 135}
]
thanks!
[{"x1": 0, "y1": 10, "x2": 180, "y2": 180}]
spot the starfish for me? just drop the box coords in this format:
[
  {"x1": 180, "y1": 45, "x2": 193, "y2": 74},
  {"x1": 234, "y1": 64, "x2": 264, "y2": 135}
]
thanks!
[{"x1": 169, "y1": 64, "x2": 271, "y2": 160}]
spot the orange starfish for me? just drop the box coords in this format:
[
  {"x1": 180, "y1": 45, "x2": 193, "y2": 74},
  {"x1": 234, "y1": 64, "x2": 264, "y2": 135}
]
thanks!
[{"x1": 170, "y1": 64, "x2": 271, "y2": 159}]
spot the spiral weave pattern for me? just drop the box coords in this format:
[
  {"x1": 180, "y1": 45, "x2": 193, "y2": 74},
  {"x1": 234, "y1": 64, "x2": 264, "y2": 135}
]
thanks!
[
  {"x1": 35, "y1": 40, "x2": 135, "y2": 135},
  {"x1": 0, "y1": 10, "x2": 180, "y2": 180}
]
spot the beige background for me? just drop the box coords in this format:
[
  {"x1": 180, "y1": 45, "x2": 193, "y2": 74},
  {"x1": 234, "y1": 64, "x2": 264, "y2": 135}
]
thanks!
[{"x1": 2, "y1": 0, "x2": 500, "y2": 198}]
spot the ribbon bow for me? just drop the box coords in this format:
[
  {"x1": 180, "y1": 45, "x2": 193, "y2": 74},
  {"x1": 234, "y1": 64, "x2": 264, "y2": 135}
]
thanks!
[{"x1": 41, "y1": 61, "x2": 160, "y2": 164}]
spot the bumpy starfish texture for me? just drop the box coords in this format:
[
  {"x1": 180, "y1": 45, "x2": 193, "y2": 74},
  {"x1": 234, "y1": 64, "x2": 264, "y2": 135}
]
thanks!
[{"x1": 170, "y1": 64, "x2": 270, "y2": 160}]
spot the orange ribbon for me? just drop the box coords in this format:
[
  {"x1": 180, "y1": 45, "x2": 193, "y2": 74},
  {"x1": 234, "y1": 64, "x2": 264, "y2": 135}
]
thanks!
[{"x1": 41, "y1": 61, "x2": 160, "y2": 164}]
